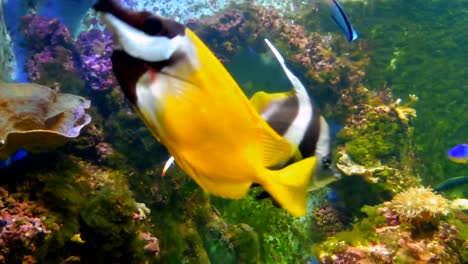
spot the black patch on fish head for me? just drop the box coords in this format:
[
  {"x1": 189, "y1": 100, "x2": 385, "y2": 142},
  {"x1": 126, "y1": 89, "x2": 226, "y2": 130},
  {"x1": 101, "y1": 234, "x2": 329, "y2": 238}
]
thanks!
[{"x1": 111, "y1": 51, "x2": 186, "y2": 105}]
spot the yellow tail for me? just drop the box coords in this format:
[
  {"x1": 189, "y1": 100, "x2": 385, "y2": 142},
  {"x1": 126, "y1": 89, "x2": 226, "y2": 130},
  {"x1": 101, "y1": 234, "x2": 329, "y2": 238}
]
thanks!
[{"x1": 260, "y1": 156, "x2": 317, "y2": 216}]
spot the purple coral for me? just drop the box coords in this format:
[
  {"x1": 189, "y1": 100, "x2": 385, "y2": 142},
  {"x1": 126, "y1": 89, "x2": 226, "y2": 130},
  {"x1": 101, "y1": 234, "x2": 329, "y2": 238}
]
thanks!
[
  {"x1": 25, "y1": 46, "x2": 77, "y2": 81},
  {"x1": 21, "y1": 15, "x2": 80, "y2": 87},
  {"x1": 75, "y1": 29, "x2": 116, "y2": 90},
  {"x1": 21, "y1": 14, "x2": 73, "y2": 52}
]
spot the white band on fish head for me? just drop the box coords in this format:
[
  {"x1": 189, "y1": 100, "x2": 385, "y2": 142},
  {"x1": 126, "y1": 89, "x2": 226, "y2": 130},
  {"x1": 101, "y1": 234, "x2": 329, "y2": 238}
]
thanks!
[{"x1": 102, "y1": 13, "x2": 184, "y2": 62}]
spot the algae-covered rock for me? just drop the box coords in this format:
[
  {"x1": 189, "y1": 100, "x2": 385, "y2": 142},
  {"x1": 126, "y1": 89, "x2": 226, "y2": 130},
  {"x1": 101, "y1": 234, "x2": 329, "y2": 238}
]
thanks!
[
  {"x1": 0, "y1": 82, "x2": 91, "y2": 160},
  {"x1": 334, "y1": 88, "x2": 421, "y2": 194},
  {"x1": 313, "y1": 192, "x2": 467, "y2": 264},
  {"x1": 0, "y1": 154, "x2": 159, "y2": 263}
]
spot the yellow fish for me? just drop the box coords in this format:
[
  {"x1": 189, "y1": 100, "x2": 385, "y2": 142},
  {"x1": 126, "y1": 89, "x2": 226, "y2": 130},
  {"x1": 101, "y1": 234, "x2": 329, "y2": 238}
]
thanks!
[{"x1": 93, "y1": 0, "x2": 317, "y2": 216}]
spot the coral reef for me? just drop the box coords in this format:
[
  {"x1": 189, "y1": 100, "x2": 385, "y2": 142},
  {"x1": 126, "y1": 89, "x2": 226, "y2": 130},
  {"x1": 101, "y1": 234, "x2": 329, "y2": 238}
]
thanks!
[
  {"x1": 127, "y1": 163, "x2": 265, "y2": 263},
  {"x1": 313, "y1": 189, "x2": 467, "y2": 263},
  {"x1": 0, "y1": 154, "x2": 159, "y2": 263},
  {"x1": 188, "y1": 2, "x2": 367, "y2": 96},
  {"x1": 2, "y1": 0, "x2": 465, "y2": 262},
  {"x1": 0, "y1": 82, "x2": 91, "y2": 161}
]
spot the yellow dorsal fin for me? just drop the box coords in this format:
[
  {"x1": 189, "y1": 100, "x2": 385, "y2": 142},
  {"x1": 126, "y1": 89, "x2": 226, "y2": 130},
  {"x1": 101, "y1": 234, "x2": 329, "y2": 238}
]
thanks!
[
  {"x1": 260, "y1": 124, "x2": 295, "y2": 167},
  {"x1": 260, "y1": 156, "x2": 317, "y2": 216},
  {"x1": 249, "y1": 91, "x2": 292, "y2": 113}
]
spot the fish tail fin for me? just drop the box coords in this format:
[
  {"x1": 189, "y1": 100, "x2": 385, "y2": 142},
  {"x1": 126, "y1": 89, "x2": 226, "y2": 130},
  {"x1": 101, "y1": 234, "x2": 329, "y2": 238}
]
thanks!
[{"x1": 260, "y1": 156, "x2": 317, "y2": 216}]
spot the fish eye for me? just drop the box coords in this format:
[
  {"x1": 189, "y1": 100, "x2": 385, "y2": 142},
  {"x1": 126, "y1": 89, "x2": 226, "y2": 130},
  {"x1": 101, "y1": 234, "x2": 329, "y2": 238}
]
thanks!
[
  {"x1": 322, "y1": 156, "x2": 331, "y2": 169},
  {"x1": 142, "y1": 16, "x2": 163, "y2": 36}
]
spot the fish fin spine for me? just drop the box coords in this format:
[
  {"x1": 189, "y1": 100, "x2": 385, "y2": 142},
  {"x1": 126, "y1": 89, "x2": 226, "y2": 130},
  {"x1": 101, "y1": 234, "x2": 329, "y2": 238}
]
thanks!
[{"x1": 260, "y1": 126, "x2": 295, "y2": 167}]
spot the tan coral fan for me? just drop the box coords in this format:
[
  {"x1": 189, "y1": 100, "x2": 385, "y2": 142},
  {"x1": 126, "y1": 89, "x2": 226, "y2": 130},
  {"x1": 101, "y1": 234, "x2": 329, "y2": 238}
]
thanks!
[{"x1": 0, "y1": 82, "x2": 91, "y2": 160}]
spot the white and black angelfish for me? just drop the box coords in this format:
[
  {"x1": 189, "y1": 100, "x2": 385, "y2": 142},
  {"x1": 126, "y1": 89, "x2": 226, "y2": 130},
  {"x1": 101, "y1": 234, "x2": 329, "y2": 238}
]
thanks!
[{"x1": 251, "y1": 39, "x2": 341, "y2": 192}]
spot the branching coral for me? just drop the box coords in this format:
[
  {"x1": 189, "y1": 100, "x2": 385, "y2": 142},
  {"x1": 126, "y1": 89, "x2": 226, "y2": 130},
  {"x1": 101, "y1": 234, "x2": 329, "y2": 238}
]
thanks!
[{"x1": 390, "y1": 94, "x2": 418, "y2": 124}]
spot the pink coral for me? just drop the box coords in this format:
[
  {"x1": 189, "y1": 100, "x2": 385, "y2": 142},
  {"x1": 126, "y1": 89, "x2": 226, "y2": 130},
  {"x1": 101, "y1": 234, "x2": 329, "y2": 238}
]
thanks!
[
  {"x1": 139, "y1": 231, "x2": 160, "y2": 256},
  {"x1": 96, "y1": 142, "x2": 115, "y2": 162}
]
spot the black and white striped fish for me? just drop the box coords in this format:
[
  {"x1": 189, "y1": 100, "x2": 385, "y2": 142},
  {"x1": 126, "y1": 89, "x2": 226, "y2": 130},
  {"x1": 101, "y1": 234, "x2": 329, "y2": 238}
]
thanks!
[{"x1": 251, "y1": 39, "x2": 341, "y2": 191}]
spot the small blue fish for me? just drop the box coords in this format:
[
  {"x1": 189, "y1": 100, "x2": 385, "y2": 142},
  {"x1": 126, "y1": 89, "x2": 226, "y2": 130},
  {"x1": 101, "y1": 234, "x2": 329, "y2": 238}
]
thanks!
[
  {"x1": 247, "y1": 46, "x2": 256, "y2": 55},
  {"x1": 0, "y1": 149, "x2": 28, "y2": 169},
  {"x1": 327, "y1": 189, "x2": 340, "y2": 203},
  {"x1": 328, "y1": 0, "x2": 358, "y2": 42},
  {"x1": 448, "y1": 144, "x2": 468, "y2": 164}
]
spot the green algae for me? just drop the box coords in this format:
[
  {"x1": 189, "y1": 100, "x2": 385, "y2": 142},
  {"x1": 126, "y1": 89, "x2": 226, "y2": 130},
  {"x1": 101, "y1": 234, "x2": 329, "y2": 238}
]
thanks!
[
  {"x1": 312, "y1": 205, "x2": 385, "y2": 256},
  {"x1": 341, "y1": 0, "x2": 468, "y2": 185},
  {"x1": 211, "y1": 188, "x2": 319, "y2": 263},
  {"x1": 103, "y1": 108, "x2": 168, "y2": 171},
  {"x1": 337, "y1": 108, "x2": 404, "y2": 166}
]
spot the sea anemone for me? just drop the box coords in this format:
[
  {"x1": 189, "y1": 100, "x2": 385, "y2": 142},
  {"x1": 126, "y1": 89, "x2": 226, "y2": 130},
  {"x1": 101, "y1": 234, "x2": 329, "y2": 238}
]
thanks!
[{"x1": 390, "y1": 187, "x2": 449, "y2": 226}]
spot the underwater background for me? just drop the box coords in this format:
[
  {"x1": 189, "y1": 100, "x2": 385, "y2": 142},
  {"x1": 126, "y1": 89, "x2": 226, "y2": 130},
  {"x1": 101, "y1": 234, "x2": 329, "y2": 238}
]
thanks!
[{"x1": 0, "y1": 0, "x2": 467, "y2": 263}]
